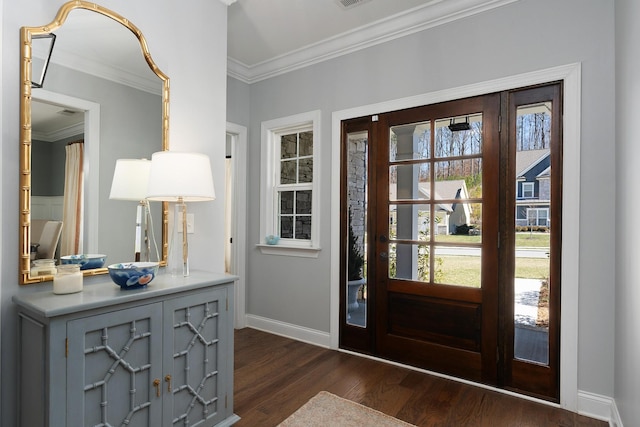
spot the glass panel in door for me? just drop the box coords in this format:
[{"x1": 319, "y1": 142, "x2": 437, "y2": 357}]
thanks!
[
  {"x1": 389, "y1": 114, "x2": 483, "y2": 288},
  {"x1": 513, "y1": 102, "x2": 552, "y2": 365},
  {"x1": 346, "y1": 130, "x2": 368, "y2": 327}
]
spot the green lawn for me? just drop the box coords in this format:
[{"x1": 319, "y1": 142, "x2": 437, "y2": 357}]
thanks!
[
  {"x1": 514, "y1": 232, "x2": 551, "y2": 248},
  {"x1": 435, "y1": 255, "x2": 549, "y2": 288},
  {"x1": 391, "y1": 232, "x2": 550, "y2": 287},
  {"x1": 436, "y1": 232, "x2": 550, "y2": 247}
]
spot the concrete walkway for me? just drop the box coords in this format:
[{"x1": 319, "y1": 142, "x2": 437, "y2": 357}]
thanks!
[
  {"x1": 514, "y1": 277, "x2": 549, "y2": 364},
  {"x1": 515, "y1": 278, "x2": 543, "y2": 327}
]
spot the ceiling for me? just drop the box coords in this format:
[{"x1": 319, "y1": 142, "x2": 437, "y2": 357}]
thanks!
[
  {"x1": 32, "y1": 0, "x2": 516, "y2": 136},
  {"x1": 31, "y1": 101, "x2": 85, "y2": 142},
  {"x1": 227, "y1": 0, "x2": 517, "y2": 83},
  {"x1": 227, "y1": 0, "x2": 433, "y2": 66}
]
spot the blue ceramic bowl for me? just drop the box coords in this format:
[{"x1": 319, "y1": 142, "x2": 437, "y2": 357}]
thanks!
[
  {"x1": 61, "y1": 254, "x2": 107, "y2": 270},
  {"x1": 108, "y1": 262, "x2": 159, "y2": 290}
]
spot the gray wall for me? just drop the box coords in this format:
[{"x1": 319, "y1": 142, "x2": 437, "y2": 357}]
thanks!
[
  {"x1": 32, "y1": 138, "x2": 69, "y2": 196},
  {"x1": 232, "y1": 0, "x2": 616, "y2": 400},
  {"x1": 615, "y1": 0, "x2": 640, "y2": 423},
  {"x1": 1, "y1": 1, "x2": 229, "y2": 425},
  {"x1": 227, "y1": 76, "x2": 251, "y2": 129}
]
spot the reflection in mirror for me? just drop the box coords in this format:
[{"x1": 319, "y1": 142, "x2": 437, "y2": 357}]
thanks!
[{"x1": 20, "y1": 1, "x2": 169, "y2": 284}]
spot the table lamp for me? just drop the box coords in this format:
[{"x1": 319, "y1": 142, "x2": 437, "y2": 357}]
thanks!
[
  {"x1": 146, "y1": 151, "x2": 215, "y2": 277},
  {"x1": 109, "y1": 158, "x2": 155, "y2": 262}
]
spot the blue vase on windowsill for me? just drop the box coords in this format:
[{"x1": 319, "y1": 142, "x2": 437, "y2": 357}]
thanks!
[{"x1": 265, "y1": 235, "x2": 280, "y2": 245}]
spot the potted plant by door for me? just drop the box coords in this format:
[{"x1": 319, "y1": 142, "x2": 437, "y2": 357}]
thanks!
[{"x1": 347, "y1": 219, "x2": 365, "y2": 312}]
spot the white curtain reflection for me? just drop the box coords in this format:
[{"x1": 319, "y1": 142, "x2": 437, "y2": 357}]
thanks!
[{"x1": 60, "y1": 141, "x2": 84, "y2": 256}]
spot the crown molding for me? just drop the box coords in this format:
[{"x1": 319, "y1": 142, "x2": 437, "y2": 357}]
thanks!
[
  {"x1": 50, "y1": 50, "x2": 163, "y2": 96},
  {"x1": 32, "y1": 122, "x2": 84, "y2": 142},
  {"x1": 219, "y1": 0, "x2": 237, "y2": 5},
  {"x1": 228, "y1": 0, "x2": 519, "y2": 84}
]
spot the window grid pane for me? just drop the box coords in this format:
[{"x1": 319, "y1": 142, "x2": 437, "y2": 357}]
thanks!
[
  {"x1": 281, "y1": 160, "x2": 297, "y2": 184},
  {"x1": 280, "y1": 216, "x2": 293, "y2": 239},
  {"x1": 279, "y1": 131, "x2": 315, "y2": 185},
  {"x1": 281, "y1": 133, "x2": 297, "y2": 159},
  {"x1": 275, "y1": 128, "x2": 314, "y2": 241},
  {"x1": 389, "y1": 114, "x2": 483, "y2": 288},
  {"x1": 298, "y1": 158, "x2": 313, "y2": 183},
  {"x1": 278, "y1": 189, "x2": 312, "y2": 241},
  {"x1": 299, "y1": 131, "x2": 313, "y2": 156},
  {"x1": 295, "y1": 216, "x2": 312, "y2": 239},
  {"x1": 280, "y1": 191, "x2": 294, "y2": 214},
  {"x1": 434, "y1": 114, "x2": 483, "y2": 158}
]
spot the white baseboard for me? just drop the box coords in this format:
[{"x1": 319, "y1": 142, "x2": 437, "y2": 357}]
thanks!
[
  {"x1": 577, "y1": 391, "x2": 621, "y2": 426},
  {"x1": 242, "y1": 315, "x2": 619, "y2": 426},
  {"x1": 245, "y1": 314, "x2": 331, "y2": 348}
]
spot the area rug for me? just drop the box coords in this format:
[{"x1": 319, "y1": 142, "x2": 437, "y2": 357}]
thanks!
[{"x1": 277, "y1": 391, "x2": 416, "y2": 427}]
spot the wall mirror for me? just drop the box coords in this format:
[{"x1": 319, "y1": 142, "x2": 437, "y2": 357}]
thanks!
[{"x1": 20, "y1": 1, "x2": 169, "y2": 284}]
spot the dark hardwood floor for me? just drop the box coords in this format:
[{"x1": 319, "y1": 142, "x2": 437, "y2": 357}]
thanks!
[{"x1": 233, "y1": 328, "x2": 607, "y2": 427}]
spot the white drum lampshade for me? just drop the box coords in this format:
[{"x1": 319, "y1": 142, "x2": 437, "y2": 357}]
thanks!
[
  {"x1": 146, "y1": 151, "x2": 216, "y2": 202},
  {"x1": 109, "y1": 158, "x2": 152, "y2": 201},
  {"x1": 109, "y1": 158, "x2": 153, "y2": 261},
  {"x1": 146, "y1": 151, "x2": 216, "y2": 276}
]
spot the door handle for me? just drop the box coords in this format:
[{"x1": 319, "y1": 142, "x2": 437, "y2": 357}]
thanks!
[{"x1": 153, "y1": 379, "x2": 161, "y2": 397}]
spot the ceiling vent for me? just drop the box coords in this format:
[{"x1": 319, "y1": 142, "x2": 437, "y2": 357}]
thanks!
[
  {"x1": 335, "y1": 0, "x2": 373, "y2": 10},
  {"x1": 57, "y1": 109, "x2": 78, "y2": 116}
]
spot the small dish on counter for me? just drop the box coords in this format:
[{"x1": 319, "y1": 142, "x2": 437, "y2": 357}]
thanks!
[{"x1": 108, "y1": 262, "x2": 159, "y2": 290}]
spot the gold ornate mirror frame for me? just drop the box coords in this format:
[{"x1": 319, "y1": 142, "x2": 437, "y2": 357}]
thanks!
[{"x1": 20, "y1": 1, "x2": 169, "y2": 284}]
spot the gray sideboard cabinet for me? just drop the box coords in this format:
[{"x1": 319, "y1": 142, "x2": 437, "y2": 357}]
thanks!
[{"x1": 13, "y1": 271, "x2": 240, "y2": 427}]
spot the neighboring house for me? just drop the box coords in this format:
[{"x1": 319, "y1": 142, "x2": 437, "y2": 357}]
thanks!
[
  {"x1": 431, "y1": 180, "x2": 472, "y2": 235},
  {"x1": 515, "y1": 149, "x2": 551, "y2": 227},
  {"x1": 389, "y1": 179, "x2": 471, "y2": 236}
]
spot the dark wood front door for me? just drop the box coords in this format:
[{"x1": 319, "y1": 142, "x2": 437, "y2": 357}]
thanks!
[
  {"x1": 373, "y1": 94, "x2": 500, "y2": 384},
  {"x1": 340, "y1": 83, "x2": 562, "y2": 401}
]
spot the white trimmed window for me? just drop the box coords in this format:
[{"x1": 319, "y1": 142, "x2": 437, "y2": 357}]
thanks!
[
  {"x1": 521, "y1": 182, "x2": 535, "y2": 198},
  {"x1": 527, "y1": 208, "x2": 549, "y2": 227},
  {"x1": 259, "y1": 111, "x2": 321, "y2": 257}
]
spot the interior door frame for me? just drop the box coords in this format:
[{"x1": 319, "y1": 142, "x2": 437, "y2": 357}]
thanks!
[
  {"x1": 226, "y1": 122, "x2": 248, "y2": 329},
  {"x1": 330, "y1": 63, "x2": 581, "y2": 410}
]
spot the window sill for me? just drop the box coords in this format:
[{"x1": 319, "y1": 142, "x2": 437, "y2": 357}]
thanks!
[{"x1": 256, "y1": 243, "x2": 321, "y2": 258}]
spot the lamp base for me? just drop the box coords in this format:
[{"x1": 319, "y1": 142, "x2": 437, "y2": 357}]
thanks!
[
  {"x1": 167, "y1": 200, "x2": 189, "y2": 277},
  {"x1": 134, "y1": 201, "x2": 153, "y2": 263}
]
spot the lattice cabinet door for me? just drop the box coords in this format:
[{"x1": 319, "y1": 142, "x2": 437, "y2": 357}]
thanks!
[
  {"x1": 162, "y1": 288, "x2": 229, "y2": 427},
  {"x1": 67, "y1": 302, "x2": 164, "y2": 426}
]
